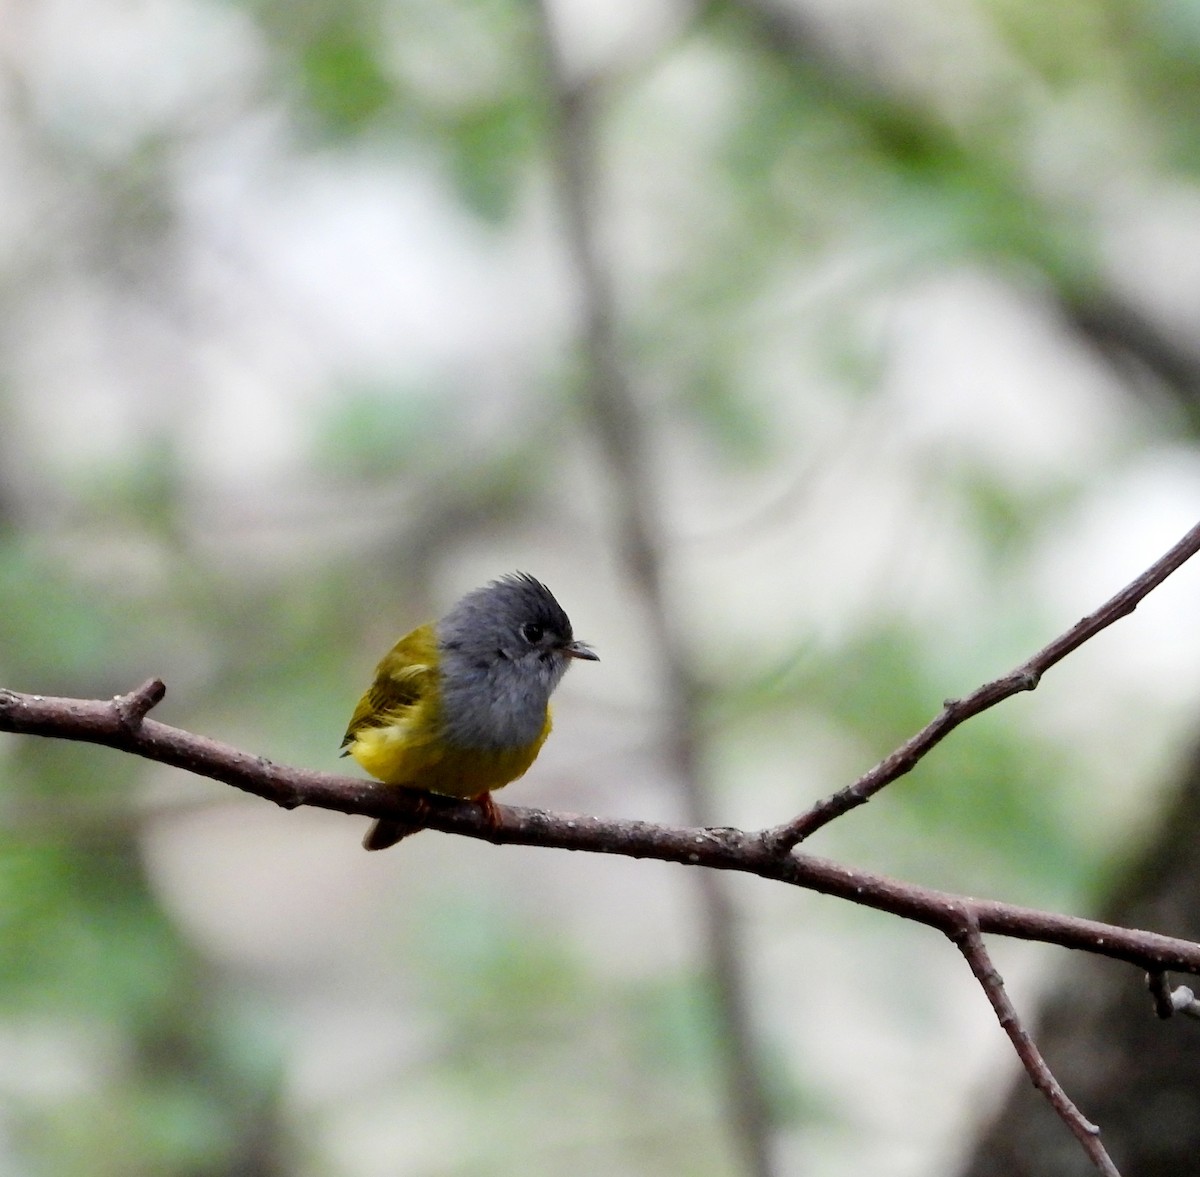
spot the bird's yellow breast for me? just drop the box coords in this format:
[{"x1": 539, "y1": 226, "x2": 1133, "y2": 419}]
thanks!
[{"x1": 349, "y1": 714, "x2": 552, "y2": 799}]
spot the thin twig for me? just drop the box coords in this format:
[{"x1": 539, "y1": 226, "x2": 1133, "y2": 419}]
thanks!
[
  {"x1": 766, "y1": 519, "x2": 1200, "y2": 851},
  {"x1": 112, "y1": 678, "x2": 167, "y2": 731},
  {"x1": 1147, "y1": 969, "x2": 1175, "y2": 1020},
  {"x1": 950, "y1": 915, "x2": 1120, "y2": 1177}
]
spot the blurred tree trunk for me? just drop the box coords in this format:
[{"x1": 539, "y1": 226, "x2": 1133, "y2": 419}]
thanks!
[{"x1": 957, "y1": 732, "x2": 1200, "y2": 1177}]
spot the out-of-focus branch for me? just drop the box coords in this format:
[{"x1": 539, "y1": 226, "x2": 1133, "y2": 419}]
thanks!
[
  {"x1": 1147, "y1": 969, "x2": 1200, "y2": 1021},
  {"x1": 1062, "y1": 293, "x2": 1200, "y2": 430},
  {"x1": 530, "y1": 7, "x2": 781, "y2": 1177}
]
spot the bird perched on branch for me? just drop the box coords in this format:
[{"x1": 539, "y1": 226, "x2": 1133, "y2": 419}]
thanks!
[{"x1": 341, "y1": 573, "x2": 598, "y2": 849}]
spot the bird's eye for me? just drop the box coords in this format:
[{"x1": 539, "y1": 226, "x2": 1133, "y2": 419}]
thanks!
[{"x1": 520, "y1": 622, "x2": 544, "y2": 644}]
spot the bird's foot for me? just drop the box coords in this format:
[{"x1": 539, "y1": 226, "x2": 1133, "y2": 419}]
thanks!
[{"x1": 472, "y1": 792, "x2": 502, "y2": 836}]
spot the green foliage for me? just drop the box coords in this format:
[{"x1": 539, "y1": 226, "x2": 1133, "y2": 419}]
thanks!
[
  {"x1": 246, "y1": 0, "x2": 543, "y2": 215},
  {"x1": 299, "y1": 17, "x2": 393, "y2": 134},
  {"x1": 0, "y1": 546, "x2": 130, "y2": 692},
  {"x1": 444, "y1": 90, "x2": 540, "y2": 223},
  {"x1": 314, "y1": 383, "x2": 452, "y2": 480},
  {"x1": 983, "y1": 0, "x2": 1125, "y2": 86}
]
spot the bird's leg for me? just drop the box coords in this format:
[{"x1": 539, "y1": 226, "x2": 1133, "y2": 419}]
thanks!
[{"x1": 472, "y1": 791, "x2": 501, "y2": 831}]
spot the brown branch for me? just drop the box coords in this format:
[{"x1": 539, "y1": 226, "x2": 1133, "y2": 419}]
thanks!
[
  {"x1": 6, "y1": 680, "x2": 1200, "y2": 982},
  {"x1": 112, "y1": 678, "x2": 167, "y2": 730},
  {"x1": 766, "y1": 518, "x2": 1200, "y2": 851},
  {"x1": 951, "y1": 915, "x2": 1119, "y2": 1177}
]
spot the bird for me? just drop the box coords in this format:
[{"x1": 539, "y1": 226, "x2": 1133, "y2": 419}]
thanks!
[{"x1": 340, "y1": 573, "x2": 598, "y2": 850}]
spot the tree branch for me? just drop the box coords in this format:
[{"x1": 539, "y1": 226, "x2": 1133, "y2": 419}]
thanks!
[
  {"x1": 12, "y1": 679, "x2": 1200, "y2": 1175},
  {"x1": 766, "y1": 518, "x2": 1200, "y2": 851},
  {"x1": 951, "y1": 916, "x2": 1119, "y2": 1177},
  {"x1": 5, "y1": 680, "x2": 1200, "y2": 980}
]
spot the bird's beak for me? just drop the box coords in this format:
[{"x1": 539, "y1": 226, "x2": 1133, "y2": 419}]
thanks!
[{"x1": 564, "y1": 639, "x2": 599, "y2": 662}]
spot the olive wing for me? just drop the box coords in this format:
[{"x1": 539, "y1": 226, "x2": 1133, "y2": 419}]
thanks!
[{"x1": 340, "y1": 629, "x2": 437, "y2": 748}]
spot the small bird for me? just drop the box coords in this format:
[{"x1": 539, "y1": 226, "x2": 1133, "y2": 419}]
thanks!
[{"x1": 341, "y1": 573, "x2": 598, "y2": 850}]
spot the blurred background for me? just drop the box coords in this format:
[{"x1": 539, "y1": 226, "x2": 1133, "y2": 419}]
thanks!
[{"x1": 4, "y1": 0, "x2": 1200, "y2": 1174}]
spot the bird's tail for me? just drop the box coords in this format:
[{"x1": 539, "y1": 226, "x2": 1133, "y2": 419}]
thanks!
[{"x1": 362, "y1": 818, "x2": 423, "y2": 851}]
